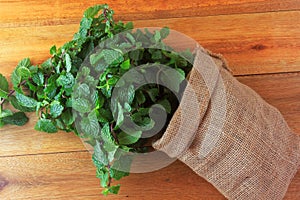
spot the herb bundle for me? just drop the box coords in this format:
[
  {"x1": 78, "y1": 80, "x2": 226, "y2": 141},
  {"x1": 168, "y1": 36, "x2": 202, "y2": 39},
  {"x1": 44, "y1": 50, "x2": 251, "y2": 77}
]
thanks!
[{"x1": 0, "y1": 4, "x2": 192, "y2": 195}]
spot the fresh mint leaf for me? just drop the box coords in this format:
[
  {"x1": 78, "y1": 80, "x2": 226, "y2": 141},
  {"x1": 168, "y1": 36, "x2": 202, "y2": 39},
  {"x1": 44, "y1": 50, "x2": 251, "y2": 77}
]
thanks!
[
  {"x1": 32, "y1": 72, "x2": 44, "y2": 86},
  {"x1": 117, "y1": 130, "x2": 142, "y2": 145},
  {"x1": 2, "y1": 112, "x2": 29, "y2": 126},
  {"x1": 80, "y1": 111, "x2": 100, "y2": 137},
  {"x1": 72, "y1": 98, "x2": 91, "y2": 113},
  {"x1": 84, "y1": 4, "x2": 102, "y2": 18},
  {"x1": 158, "y1": 98, "x2": 172, "y2": 114},
  {"x1": 115, "y1": 102, "x2": 124, "y2": 128},
  {"x1": 160, "y1": 27, "x2": 170, "y2": 39},
  {"x1": 0, "y1": 74, "x2": 9, "y2": 98},
  {"x1": 9, "y1": 96, "x2": 35, "y2": 112},
  {"x1": 65, "y1": 53, "x2": 72, "y2": 73},
  {"x1": 17, "y1": 66, "x2": 31, "y2": 79},
  {"x1": 94, "y1": 140, "x2": 109, "y2": 165},
  {"x1": 50, "y1": 45, "x2": 56, "y2": 55},
  {"x1": 35, "y1": 118, "x2": 58, "y2": 133},
  {"x1": 50, "y1": 101, "x2": 64, "y2": 118},
  {"x1": 120, "y1": 59, "x2": 130, "y2": 70},
  {"x1": 102, "y1": 185, "x2": 121, "y2": 196},
  {"x1": 15, "y1": 92, "x2": 38, "y2": 109}
]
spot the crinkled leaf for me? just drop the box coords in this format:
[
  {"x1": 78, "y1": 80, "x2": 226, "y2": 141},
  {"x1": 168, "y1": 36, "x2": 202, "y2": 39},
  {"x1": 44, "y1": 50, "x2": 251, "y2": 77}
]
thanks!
[
  {"x1": 32, "y1": 72, "x2": 44, "y2": 86},
  {"x1": 94, "y1": 140, "x2": 108, "y2": 166},
  {"x1": 56, "y1": 72, "x2": 74, "y2": 88},
  {"x1": 50, "y1": 101, "x2": 64, "y2": 118},
  {"x1": 115, "y1": 102, "x2": 124, "y2": 128},
  {"x1": 84, "y1": 4, "x2": 102, "y2": 18},
  {"x1": 2, "y1": 112, "x2": 29, "y2": 126},
  {"x1": 17, "y1": 66, "x2": 31, "y2": 79},
  {"x1": 65, "y1": 53, "x2": 72, "y2": 72},
  {"x1": 80, "y1": 111, "x2": 100, "y2": 137},
  {"x1": 35, "y1": 118, "x2": 58, "y2": 133},
  {"x1": 15, "y1": 92, "x2": 38, "y2": 108},
  {"x1": 102, "y1": 185, "x2": 121, "y2": 196},
  {"x1": 72, "y1": 98, "x2": 91, "y2": 113},
  {"x1": 0, "y1": 74, "x2": 9, "y2": 98},
  {"x1": 9, "y1": 96, "x2": 35, "y2": 112},
  {"x1": 160, "y1": 27, "x2": 170, "y2": 39}
]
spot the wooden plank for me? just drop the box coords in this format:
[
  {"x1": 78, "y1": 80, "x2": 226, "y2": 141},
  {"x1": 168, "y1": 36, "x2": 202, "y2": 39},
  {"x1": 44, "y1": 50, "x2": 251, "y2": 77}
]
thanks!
[
  {"x1": 0, "y1": 112, "x2": 86, "y2": 157},
  {"x1": 0, "y1": 72, "x2": 299, "y2": 157},
  {"x1": 133, "y1": 11, "x2": 300, "y2": 75},
  {"x1": 0, "y1": 11, "x2": 299, "y2": 76},
  {"x1": 1, "y1": 0, "x2": 300, "y2": 27},
  {"x1": 0, "y1": 151, "x2": 298, "y2": 199}
]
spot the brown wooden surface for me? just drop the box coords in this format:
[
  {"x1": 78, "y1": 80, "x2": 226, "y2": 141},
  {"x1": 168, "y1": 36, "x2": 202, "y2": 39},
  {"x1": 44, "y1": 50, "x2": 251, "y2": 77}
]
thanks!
[{"x1": 0, "y1": 1, "x2": 299, "y2": 199}]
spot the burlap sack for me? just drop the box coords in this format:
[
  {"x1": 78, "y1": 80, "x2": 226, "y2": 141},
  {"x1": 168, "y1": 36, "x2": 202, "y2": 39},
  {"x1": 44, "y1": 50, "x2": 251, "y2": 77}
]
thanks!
[{"x1": 153, "y1": 48, "x2": 300, "y2": 200}]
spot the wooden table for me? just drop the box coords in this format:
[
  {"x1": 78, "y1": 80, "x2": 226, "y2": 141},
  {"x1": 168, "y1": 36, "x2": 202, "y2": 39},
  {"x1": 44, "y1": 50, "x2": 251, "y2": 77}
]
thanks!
[{"x1": 0, "y1": 1, "x2": 299, "y2": 199}]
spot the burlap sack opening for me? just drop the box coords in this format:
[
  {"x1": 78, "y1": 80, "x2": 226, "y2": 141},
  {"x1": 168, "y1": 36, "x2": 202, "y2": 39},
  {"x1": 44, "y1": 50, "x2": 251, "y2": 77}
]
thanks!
[{"x1": 153, "y1": 48, "x2": 300, "y2": 200}]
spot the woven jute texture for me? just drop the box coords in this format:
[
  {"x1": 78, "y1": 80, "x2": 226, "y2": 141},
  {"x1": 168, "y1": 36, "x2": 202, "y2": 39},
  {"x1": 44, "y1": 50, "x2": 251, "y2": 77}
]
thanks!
[{"x1": 153, "y1": 48, "x2": 300, "y2": 200}]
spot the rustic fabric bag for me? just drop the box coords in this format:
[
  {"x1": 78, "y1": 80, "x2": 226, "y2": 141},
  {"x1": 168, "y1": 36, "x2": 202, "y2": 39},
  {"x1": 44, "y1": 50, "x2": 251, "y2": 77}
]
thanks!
[{"x1": 153, "y1": 48, "x2": 300, "y2": 200}]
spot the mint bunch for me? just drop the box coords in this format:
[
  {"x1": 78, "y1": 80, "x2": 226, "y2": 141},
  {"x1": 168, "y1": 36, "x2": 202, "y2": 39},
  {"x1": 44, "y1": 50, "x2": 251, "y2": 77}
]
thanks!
[{"x1": 0, "y1": 4, "x2": 193, "y2": 195}]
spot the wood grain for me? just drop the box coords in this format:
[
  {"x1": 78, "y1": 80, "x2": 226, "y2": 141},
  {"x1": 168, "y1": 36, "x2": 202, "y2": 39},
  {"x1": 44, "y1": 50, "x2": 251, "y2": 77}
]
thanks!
[
  {"x1": 0, "y1": 151, "x2": 298, "y2": 199},
  {"x1": 0, "y1": 11, "x2": 299, "y2": 76},
  {"x1": 1, "y1": 0, "x2": 300, "y2": 27},
  {"x1": 0, "y1": 1, "x2": 299, "y2": 199}
]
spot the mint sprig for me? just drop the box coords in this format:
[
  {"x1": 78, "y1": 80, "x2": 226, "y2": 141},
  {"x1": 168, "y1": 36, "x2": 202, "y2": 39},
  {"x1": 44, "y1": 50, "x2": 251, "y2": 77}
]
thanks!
[{"x1": 0, "y1": 4, "x2": 193, "y2": 195}]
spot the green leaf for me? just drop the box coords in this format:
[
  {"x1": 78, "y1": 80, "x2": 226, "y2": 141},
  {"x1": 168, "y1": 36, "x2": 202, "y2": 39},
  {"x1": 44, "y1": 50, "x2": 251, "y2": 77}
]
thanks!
[
  {"x1": 65, "y1": 53, "x2": 72, "y2": 73},
  {"x1": 80, "y1": 111, "x2": 100, "y2": 137},
  {"x1": 98, "y1": 108, "x2": 113, "y2": 123},
  {"x1": 50, "y1": 101, "x2": 64, "y2": 118},
  {"x1": 0, "y1": 109, "x2": 13, "y2": 118},
  {"x1": 117, "y1": 130, "x2": 142, "y2": 145},
  {"x1": 115, "y1": 102, "x2": 124, "y2": 128},
  {"x1": 158, "y1": 98, "x2": 172, "y2": 114},
  {"x1": 32, "y1": 72, "x2": 44, "y2": 86},
  {"x1": 0, "y1": 74, "x2": 9, "y2": 98},
  {"x1": 61, "y1": 109, "x2": 74, "y2": 126},
  {"x1": 35, "y1": 118, "x2": 58, "y2": 133},
  {"x1": 102, "y1": 185, "x2": 121, "y2": 196},
  {"x1": 17, "y1": 58, "x2": 31, "y2": 68},
  {"x1": 100, "y1": 123, "x2": 118, "y2": 152},
  {"x1": 135, "y1": 90, "x2": 146, "y2": 104},
  {"x1": 11, "y1": 69, "x2": 21, "y2": 89},
  {"x1": 154, "y1": 30, "x2": 161, "y2": 42},
  {"x1": 75, "y1": 83, "x2": 90, "y2": 97},
  {"x1": 120, "y1": 59, "x2": 130, "y2": 70},
  {"x1": 160, "y1": 68, "x2": 185, "y2": 93},
  {"x1": 17, "y1": 66, "x2": 31, "y2": 79},
  {"x1": 50, "y1": 45, "x2": 56, "y2": 55},
  {"x1": 110, "y1": 168, "x2": 129, "y2": 181},
  {"x1": 9, "y1": 96, "x2": 35, "y2": 112},
  {"x1": 103, "y1": 49, "x2": 123, "y2": 65},
  {"x1": 2, "y1": 112, "x2": 29, "y2": 126},
  {"x1": 56, "y1": 72, "x2": 75, "y2": 89},
  {"x1": 96, "y1": 167, "x2": 109, "y2": 188},
  {"x1": 41, "y1": 58, "x2": 53, "y2": 72},
  {"x1": 146, "y1": 88, "x2": 159, "y2": 102},
  {"x1": 160, "y1": 27, "x2": 170, "y2": 39},
  {"x1": 84, "y1": 4, "x2": 102, "y2": 18},
  {"x1": 94, "y1": 140, "x2": 108, "y2": 165},
  {"x1": 72, "y1": 98, "x2": 91, "y2": 113},
  {"x1": 15, "y1": 92, "x2": 38, "y2": 108}
]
